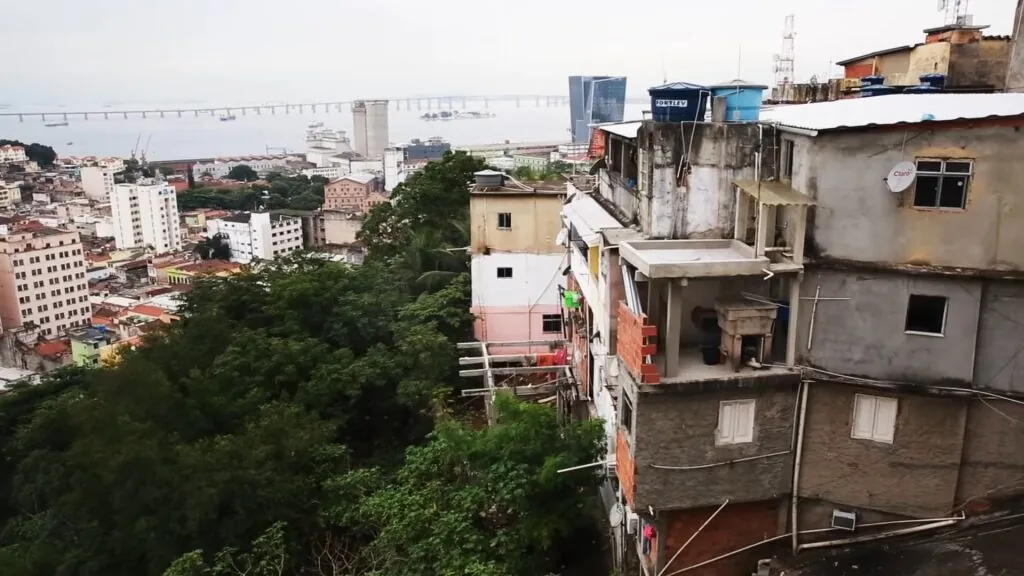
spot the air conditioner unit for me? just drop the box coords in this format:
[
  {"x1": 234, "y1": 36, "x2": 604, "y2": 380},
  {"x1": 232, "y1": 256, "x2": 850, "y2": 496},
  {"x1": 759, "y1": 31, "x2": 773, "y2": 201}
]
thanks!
[
  {"x1": 626, "y1": 510, "x2": 640, "y2": 535},
  {"x1": 831, "y1": 509, "x2": 857, "y2": 531}
]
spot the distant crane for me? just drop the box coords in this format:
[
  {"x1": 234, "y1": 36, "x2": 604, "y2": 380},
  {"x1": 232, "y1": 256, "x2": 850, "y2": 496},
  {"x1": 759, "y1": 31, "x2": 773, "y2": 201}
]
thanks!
[
  {"x1": 140, "y1": 134, "x2": 153, "y2": 164},
  {"x1": 130, "y1": 133, "x2": 142, "y2": 160}
]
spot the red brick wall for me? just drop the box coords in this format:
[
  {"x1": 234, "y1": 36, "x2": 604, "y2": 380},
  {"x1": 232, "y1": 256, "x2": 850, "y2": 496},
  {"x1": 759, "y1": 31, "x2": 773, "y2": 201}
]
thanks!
[
  {"x1": 572, "y1": 327, "x2": 590, "y2": 398},
  {"x1": 660, "y1": 501, "x2": 779, "y2": 576},
  {"x1": 616, "y1": 429, "x2": 635, "y2": 506},
  {"x1": 616, "y1": 301, "x2": 659, "y2": 384},
  {"x1": 844, "y1": 62, "x2": 874, "y2": 79}
]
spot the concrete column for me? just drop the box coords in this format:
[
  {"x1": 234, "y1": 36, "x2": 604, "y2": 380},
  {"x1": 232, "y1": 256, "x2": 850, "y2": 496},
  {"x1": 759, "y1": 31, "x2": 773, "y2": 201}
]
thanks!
[
  {"x1": 647, "y1": 280, "x2": 664, "y2": 354},
  {"x1": 786, "y1": 272, "x2": 803, "y2": 366},
  {"x1": 754, "y1": 202, "x2": 769, "y2": 257},
  {"x1": 665, "y1": 281, "x2": 684, "y2": 378},
  {"x1": 792, "y1": 205, "x2": 807, "y2": 266},
  {"x1": 1009, "y1": 0, "x2": 1024, "y2": 92},
  {"x1": 733, "y1": 186, "x2": 745, "y2": 241}
]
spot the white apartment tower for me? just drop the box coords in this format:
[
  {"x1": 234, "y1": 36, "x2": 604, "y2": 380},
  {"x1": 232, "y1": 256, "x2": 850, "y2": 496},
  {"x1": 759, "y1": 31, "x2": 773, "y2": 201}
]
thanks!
[
  {"x1": 206, "y1": 212, "x2": 303, "y2": 264},
  {"x1": 110, "y1": 181, "x2": 182, "y2": 253},
  {"x1": 80, "y1": 166, "x2": 120, "y2": 202},
  {"x1": 0, "y1": 226, "x2": 91, "y2": 338},
  {"x1": 352, "y1": 100, "x2": 390, "y2": 159}
]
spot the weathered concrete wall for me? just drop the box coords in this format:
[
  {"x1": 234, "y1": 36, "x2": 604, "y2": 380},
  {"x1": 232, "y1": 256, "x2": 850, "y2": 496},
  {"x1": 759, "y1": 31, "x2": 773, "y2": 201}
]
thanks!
[
  {"x1": 797, "y1": 382, "x2": 966, "y2": 520},
  {"x1": 637, "y1": 122, "x2": 770, "y2": 240},
  {"x1": 795, "y1": 269, "x2": 981, "y2": 384},
  {"x1": 948, "y1": 39, "x2": 1010, "y2": 89},
  {"x1": 955, "y1": 400, "x2": 1024, "y2": 507},
  {"x1": 632, "y1": 377, "x2": 798, "y2": 511},
  {"x1": 797, "y1": 124, "x2": 1024, "y2": 271},
  {"x1": 1008, "y1": 0, "x2": 1024, "y2": 92},
  {"x1": 974, "y1": 280, "x2": 1024, "y2": 394}
]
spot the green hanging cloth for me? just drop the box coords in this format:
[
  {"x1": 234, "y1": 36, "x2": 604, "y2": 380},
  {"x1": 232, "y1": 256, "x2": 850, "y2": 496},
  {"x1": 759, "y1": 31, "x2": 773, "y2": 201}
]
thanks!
[{"x1": 563, "y1": 290, "x2": 582, "y2": 310}]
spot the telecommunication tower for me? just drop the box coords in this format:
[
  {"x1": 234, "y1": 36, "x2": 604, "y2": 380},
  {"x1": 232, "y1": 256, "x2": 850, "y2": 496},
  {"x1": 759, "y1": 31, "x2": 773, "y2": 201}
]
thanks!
[
  {"x1": 773, "y1": 15, "x2": 796, "y2": 88},
  {"x1": 938, "y1": 0, "x2": 972, "y2": 26}
]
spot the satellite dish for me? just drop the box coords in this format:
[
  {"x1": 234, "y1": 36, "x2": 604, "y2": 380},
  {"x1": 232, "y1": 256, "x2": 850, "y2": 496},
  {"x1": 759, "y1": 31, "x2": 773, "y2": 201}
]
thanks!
[
  {"x1": 609, "y1": 502, "x2": 624, "y2": 527},
  {"x1": 885, "y1": 161, "x2": 917, "y2": 193}
]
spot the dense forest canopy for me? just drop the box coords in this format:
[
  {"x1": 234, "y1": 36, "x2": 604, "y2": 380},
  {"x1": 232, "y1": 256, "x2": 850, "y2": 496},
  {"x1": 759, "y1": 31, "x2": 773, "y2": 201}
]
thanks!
[{"x1": 0, "y1": 152, "x2": 604, "y2": 576}]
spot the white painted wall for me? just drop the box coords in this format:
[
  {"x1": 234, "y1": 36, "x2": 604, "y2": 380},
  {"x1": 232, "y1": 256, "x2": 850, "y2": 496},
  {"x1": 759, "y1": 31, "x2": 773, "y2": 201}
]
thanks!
[{"x1": 470, "y1": 252, "x2": 566, "y2": 309}]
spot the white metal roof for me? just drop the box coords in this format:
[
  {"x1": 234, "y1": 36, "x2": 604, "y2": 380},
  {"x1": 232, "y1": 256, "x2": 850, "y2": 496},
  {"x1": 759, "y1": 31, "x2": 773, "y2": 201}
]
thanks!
[
  {"x1": 596, "y1": 121, "x2": 642, "y2": 139},
  {"x1": 562, "y1": 195, "x2": 623, "y2": 244},
  {"x1": 760, "y1": 93, "x2": 1024, "y2": 134}
]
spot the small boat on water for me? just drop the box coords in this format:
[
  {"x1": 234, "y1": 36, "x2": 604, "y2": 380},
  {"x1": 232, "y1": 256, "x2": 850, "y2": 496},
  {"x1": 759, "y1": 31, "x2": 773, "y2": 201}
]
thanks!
[
  {"x1": 66, "y1": 141, "x2": 74, "y2": 146},
  {"x1": 45, "y1": 121, "x2": 69, "y2": 127},
  {"x1": 219, "y1": 114, "x2": 236, "y2": 122},
  {"x1": 308, "y1": 121, "x2": 324, "y2": 129}
]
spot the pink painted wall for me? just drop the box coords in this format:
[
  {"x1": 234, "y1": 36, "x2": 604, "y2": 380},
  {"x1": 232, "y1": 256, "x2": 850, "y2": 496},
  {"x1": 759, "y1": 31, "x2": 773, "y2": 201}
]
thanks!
[{"x1": 472, "y1": 305, "x2": 564, "y2": 354}]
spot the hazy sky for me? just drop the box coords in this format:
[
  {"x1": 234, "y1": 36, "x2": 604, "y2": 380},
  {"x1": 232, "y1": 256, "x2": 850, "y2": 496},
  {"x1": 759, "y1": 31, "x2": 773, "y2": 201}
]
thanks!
[{"x1": 4, "y1": 0, "x2": 1020, "y2": 105}]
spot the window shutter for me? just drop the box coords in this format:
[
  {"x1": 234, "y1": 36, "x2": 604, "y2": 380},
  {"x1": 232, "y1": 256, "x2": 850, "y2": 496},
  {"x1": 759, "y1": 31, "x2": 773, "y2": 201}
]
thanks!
[
  {"x1": 735, "y1": 401, "x2": 755, "y2": 443},
  {"x1": 852, "y1": 395, "x2": 876, "y2": 439},
  {"x1": 873, "y1": 397, "x2": 897, "y2": 444},
  {"x1": 718, "y1": 402, "x2": 735, "y2": 444}
]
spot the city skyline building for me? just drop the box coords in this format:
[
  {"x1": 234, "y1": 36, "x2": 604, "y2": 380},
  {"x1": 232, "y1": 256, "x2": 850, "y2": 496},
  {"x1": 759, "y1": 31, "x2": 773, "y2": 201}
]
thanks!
[
  {"x1": 352, "y1": 100, "x2": 390, "y2": 159},
  {"x1": 568, "y1": 75, "x2": 628, "y2": 144},
  {"x1": 110, "y1": 180, "x2": 182, "y2": 253}
]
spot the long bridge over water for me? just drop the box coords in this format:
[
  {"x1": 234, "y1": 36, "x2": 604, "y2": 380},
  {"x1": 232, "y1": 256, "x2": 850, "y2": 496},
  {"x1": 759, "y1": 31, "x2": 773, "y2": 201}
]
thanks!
[{"x1": 0, "y1": 94, "x2": 650, "y2": 122}]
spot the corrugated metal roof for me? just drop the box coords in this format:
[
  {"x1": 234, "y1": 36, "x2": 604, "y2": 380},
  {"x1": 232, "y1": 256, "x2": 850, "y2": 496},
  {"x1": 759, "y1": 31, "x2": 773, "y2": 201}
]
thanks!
[
  {"x1": 596, "y1": 121, "x2": 642, "y2": 139},
  {"x1": 562, "y1": 194, "x2": 623, "y2": 244},
  {"x1": 760, "y1": 93, "x2": 1024, "y2": 134},
  {"x1": 835, "y1": 44, "x2": 917, "y2": 66},
  {"x1": 734, "y1": 180, "x2": 815, "y2": 206}
]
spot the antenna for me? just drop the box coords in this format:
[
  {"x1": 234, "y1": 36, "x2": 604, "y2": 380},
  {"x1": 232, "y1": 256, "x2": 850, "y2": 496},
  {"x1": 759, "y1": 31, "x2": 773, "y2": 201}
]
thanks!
[
  {"x1": 773, "y1": 15, "x2": 796, "y2": 88},
  {"x1": 660, "y1": 54, "x2": 668, "y2": 84},
  {"x1": 737, "y1": 44, "x2": 742, "y2": 77},
  {"x1": 938, "y1": 0, "x2": 971, "y2": 26}
]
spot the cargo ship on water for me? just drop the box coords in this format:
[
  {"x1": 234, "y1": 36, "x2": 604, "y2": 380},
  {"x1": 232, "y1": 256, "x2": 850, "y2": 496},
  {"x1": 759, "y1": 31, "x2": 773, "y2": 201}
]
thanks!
[{"x1": 420, "y1": 110, "x2": 496, "y2": 121}]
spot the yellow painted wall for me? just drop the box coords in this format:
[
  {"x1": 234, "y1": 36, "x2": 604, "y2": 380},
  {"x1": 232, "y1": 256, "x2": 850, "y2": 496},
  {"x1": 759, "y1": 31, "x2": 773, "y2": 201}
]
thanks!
[{"x1": 470, "y1": 194, "x2": 565, "y2": 254}]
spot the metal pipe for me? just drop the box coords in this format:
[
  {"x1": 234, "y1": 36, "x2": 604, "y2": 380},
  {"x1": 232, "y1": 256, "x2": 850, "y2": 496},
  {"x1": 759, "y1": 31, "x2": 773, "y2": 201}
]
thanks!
[
  {"x1": 797, "y1": 514, "x2": 963, "y2": 551},
  {"x1": 791, "y1": 379, "x2": 809, "y2": 552},
  {"x1": 656, "y1": 499, "x2": 729, "y2": 576},
  {"x1": 556, "y1": 459, "x2": 609, "y2": 474}
]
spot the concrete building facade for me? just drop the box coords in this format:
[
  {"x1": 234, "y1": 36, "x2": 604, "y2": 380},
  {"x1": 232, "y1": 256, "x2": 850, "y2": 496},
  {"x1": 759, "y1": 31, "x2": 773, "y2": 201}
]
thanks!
[
  {"x1": 0, "y1": 227, "x2": 91, "y2": 338},
  {"x1": 0, "y1": 145, "x2": 28, "y2": 164},
  {"x1": 561, "y1": 93, "x2": 1024, "y2": 576},
  {"x1": 80, "y1": 165, "x2": 120, "y2": 202},
  {"x1": 352, "y1": 100, "x2": 390, "y2": 159},
  {"x1": 469, "y1": 170, "x2": 566, "y2": 353},
  {"x1": 110, "y1": 181, "x2": 182, "y2": 253},
  {"x1": 323, "y1": 173, "x2": 383, "y2": 213},
  {"x1": 207, "y1": 212, "x2": 303, "y2": 264}
]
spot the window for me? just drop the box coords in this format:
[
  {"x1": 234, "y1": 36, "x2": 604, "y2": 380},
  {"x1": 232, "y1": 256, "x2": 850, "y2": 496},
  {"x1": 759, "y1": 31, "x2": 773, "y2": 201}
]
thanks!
[
  {"x1": 716, "y1": 399, "x2": 755, "y2": 445},
  {"x1": 781, "y1": 140, "x2": 795, "y2": 180},
  {"x1": 542, "y1": 314, "x2": 562, "y2": 334},
  {"x1": 905, "y1": 294, "x2": 947, "y2": 336},
  {"x1": 913, "y1": 159, "x2": 972, "y2": 209},
  {"x1": 497, "y1": 212, "x2": 512, "y2": 230},
  {"x1": 851, "y1": 394, "x2": 897, "y2": 444},
  {"x1": 620, "y1": 393, "x2": 634, "y2": 435},
  {"x1": 496, "y1": 267, "x2": 513, "y2": 279}
]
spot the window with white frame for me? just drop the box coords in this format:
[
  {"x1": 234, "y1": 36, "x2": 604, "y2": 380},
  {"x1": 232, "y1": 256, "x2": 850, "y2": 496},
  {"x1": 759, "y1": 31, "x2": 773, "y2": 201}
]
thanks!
[
  {"x1": 912, "y1": 159, "x2": 972, "y2": 209},
  {"x1": 541, "y1": 314, "x2": 562, "y2": 334},
  {"x1": 496, "y1": 267, "x2": 513, "y2": 279},
  {"x1": 851, "y1": 394, "x2": 897, "y2": 444},
  {"x1": 716, "y1": 399, "x2": 755, "y2": 445},
  {"x1": 497, "y1": 212, "x2": 512, "y2": 230}
]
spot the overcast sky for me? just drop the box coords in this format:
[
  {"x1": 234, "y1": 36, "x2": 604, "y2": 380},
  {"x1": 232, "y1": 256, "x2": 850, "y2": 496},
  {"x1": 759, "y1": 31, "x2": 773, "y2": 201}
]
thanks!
[{"x1": 4, "y1": 0, "x2": 1020, "y2": 105}]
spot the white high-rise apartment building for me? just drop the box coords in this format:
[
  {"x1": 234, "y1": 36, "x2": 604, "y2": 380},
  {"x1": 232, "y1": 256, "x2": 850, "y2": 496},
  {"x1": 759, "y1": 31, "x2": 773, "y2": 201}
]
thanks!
[
  {"x1": 80, "y1": 165, "x2": 124, "y2": 202},
  {"x1": 0, "y1": 226, "x2": 91, "y2": 338},
  {"x1": 352, "y1": 100, "x2": 390, "y2": 159},
  {"x1": 206, "y1": 212, "x2": 303, "y2": 264},
  {"x1": 110, "y1": 181, "x2": 182, "y2": 253}
]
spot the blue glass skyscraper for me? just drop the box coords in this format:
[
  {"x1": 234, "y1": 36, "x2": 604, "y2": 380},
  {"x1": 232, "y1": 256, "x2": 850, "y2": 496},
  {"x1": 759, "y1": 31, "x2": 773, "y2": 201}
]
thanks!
[{"x1": 568, "y1": 76, "x2": 628, "y2": 144}]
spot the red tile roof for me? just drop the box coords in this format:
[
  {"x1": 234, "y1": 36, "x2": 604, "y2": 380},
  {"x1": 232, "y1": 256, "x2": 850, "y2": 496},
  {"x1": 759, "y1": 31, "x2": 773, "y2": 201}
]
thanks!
[
  {"x1": 35, "y1": 340, "x2": 70, "y2": 358},
  {"x1": 126, "y1": 305, "x2": 166, "y2": 318}
]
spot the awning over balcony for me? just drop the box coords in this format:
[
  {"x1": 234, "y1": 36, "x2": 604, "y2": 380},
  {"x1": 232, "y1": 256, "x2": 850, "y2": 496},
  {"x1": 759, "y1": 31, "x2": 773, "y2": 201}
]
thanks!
[
  {"x1": 562, "y1": 195, "x2": 623, "y2": 246},
  {"x1": 618, "y1": 239, "x2": 770, "y2": 279},
  {"x1": 734, "y1": 180, "x2": 815, "y2": 206}
]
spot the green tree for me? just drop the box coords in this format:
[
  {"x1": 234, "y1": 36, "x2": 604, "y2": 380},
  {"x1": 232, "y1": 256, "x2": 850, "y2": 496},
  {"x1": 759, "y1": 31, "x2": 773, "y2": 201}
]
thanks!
[
  {"x1": 226, "y1": 165, "x2": 259, "y2": 182},
  {"x1": 345, "y1": 396, "x2": 604, "y2": 576}
]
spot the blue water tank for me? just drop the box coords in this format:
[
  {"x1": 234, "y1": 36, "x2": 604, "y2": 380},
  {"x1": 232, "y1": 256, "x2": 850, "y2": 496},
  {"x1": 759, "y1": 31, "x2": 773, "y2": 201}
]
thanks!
[
  {"x1": 861, "y1": 75, "x2": 885, "y2": 87},
  {"x1": 709, "y1": 79, "x2": 768, "y2": 122},
  {"x1": 648, "y1": 82, "x2": 709, "y2": 122},
  {"x1": 861, "y1": 85, "x2": 898, "y2": 97},
  {"x1": 919, "y1": 73, "x2": 947, "y2": 90},
  {"x1": 904, "y1": 84, "x2": 941, "y2": 94}
]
